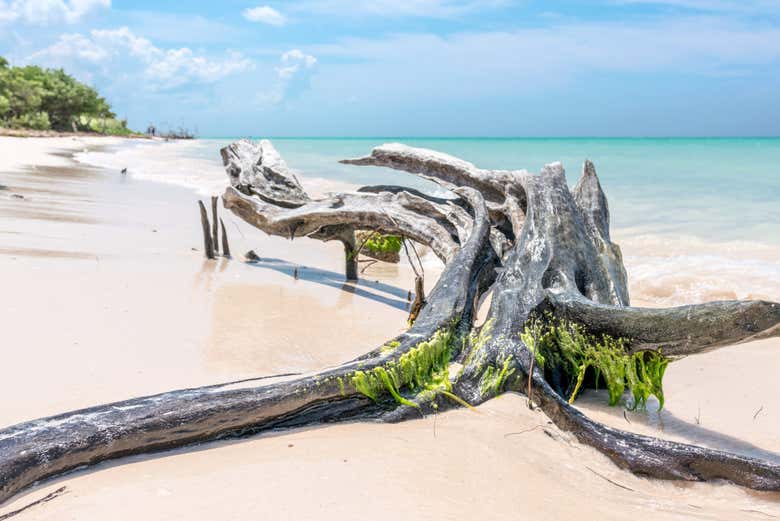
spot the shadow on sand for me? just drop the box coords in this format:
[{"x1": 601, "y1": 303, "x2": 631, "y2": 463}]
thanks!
[
  {"x1": 579, "y1": 390, "x2": 780, "y2": 465},
  {"x1": 246, "y1": 256, "x2": 412, "y2": 312}
]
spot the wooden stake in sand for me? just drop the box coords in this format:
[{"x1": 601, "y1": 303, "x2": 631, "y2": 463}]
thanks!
[
  {"x1": 220, "y1": 218, "x2": 231, "y2": 257},
  {"x1": 198, "y1": 200, "x2": 214, "y2": 259},
  {"x1": 211, "y1": 196, "x2": 220, "y2": 255}
]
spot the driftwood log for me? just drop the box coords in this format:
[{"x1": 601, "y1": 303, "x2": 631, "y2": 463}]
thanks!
[{"x1": 1, "y1": 140, "x2": 780, "y2": 505}]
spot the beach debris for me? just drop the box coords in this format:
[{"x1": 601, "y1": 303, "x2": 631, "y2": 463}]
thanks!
[
  {"x1": 196, "y1": 198, "x2": 232, "y2": 260},
  {"x1": 0, "y1": 486, "x2": 67, "y2": 520},
  {"x1": 197, "y1": 200, "x2": 215, "y2": 260},
  {"x1": 211, "y1": 196, "x2": 220, "y2": 255},
  {"x1": 407, "y1": 276, "x2": 426, "y2": 326},
  {"x1": 121, "y1": 168, "x2": 127, "y2": 175},
  {"x1": 585, "y1": 467, "x2": 635, "y2": 492},
  {"x1": 10, "y1": 193, "x2": 24, "y2": 199},
  {"x1": 753, "y1": 405, "x2": 764, "y2": 420},
  {"x1": 739, "y1": 509, "x2": 777, "y2": 518},
  {"x1": 3, "y1": 141, "x2": 780, "y2": 508},
  {"x1": 244, "y1": 249, "x2": 260, "y2": 262},
  {"x1": 220, "y1": 218, "x2": 231, "y2": 257},
  {"x1": 503, "y1": 425, "x2": 546, "y2": 437},
  {"x1": 293, "y1": 267, "x2": 298, "y2": 279}
]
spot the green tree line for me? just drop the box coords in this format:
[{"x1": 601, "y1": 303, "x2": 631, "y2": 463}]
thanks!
[{"x1": 0, "y1": 56, "x2": 135, "y2": 135}]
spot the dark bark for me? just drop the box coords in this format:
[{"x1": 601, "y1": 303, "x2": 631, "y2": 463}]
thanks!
[
  {"x1": 408, "y1": 276, "x2": 425, "y2": 325},
  {"x1": 220, "y1": 218, "x2": 231, "y2": 258},
  {"x1": 342, "y1": 229, "x2": 358, "y2": 281},
  {"x1": 1, "y1": 141, "x2": 779, "y2": 506},
  {"x1": 0, "y1": 185, "x2": 496, "y2": 505},
  {"x1": 546, "y1": 292, "x2": 780, "y2": 356},
  {"x1": 198, "y1": 200, "x2": 214, "y2": 260},
  {"x1": 211, "y1": 196, "x2": 220, "y2": 255}
]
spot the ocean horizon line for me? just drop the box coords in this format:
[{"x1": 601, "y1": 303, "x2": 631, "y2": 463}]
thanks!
[{"x1": 196, "y1": 135, "x2": 780, "y2": 141}]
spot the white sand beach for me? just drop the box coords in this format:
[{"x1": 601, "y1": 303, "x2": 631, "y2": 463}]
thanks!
[{"x1": 0, "y1": 137, "x2": 778, "y2": 520}]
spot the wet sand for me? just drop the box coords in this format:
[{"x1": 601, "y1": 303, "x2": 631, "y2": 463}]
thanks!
[{"x1": 0, "y1": 136, "x2": 778, "y2": 520}]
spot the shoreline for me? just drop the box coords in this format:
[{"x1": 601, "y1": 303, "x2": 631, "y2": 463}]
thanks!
[
  {"x1": 0, "y1": 127, "x2": 151, "y2": 139},
  {"x1": 1, "y1": 136, "x2": 778, "y2": 520}
]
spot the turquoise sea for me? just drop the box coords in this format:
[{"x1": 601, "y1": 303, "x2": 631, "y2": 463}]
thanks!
[{"x1": 76, "y1": 138, "x2": 780, "y2": 306}]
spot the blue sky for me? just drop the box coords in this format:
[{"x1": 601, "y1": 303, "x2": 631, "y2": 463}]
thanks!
[{"x1": 1, "y1": 0, "x2": 779, "y2": 136}]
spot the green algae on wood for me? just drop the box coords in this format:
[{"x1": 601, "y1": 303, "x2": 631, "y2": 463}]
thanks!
[
  {"x1": 380, "y1": 340, "x2": 401, "y2": 354},
  {"x1": 364, "y1": 234, "x2": 402, "y2": 255},
  {"x1": 521, "y1": 317, "x2": 670, "y2": 409},
  {"x1": 479, "y1": 355, "x2": 515, "y2": 398},
  {"x1": 351, "y1": 329, "x2": 453, "y2": 408}
]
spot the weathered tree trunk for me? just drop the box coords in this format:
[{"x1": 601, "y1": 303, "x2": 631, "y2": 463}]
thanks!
[{"x1": 1, "y1": 141, "x2": 779, "y2": 506}]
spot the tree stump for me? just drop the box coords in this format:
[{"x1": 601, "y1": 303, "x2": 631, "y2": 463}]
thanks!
[{"x1": 1, "y1": 141, "x2": 779, "y2": 506}]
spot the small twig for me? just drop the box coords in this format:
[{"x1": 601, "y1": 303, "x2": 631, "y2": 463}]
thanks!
[
  {"x1": 526, "y1": 326, "x2": 539, "y2": 409},
  {"x1": 527, "y1": 356, "x2": 535, "y2": 409},
  {"x1": 0, "y1": 486, "x2": 68, "y2": 520},
  {"x1": 623, "y1": 410, "x2": 631, "y2": 424},
  {"x1": 740, "y1": 509, "x2": 777, "y2": 518},
  {"x1": 753, "y1": 405, "x2": 764, "y2": 420},
  {"x1": 504, "y1": 425, "x2": 546, "y2": 438},
  {"x1": 694, "y1": 405, "x2": 701, "y2": 425},
  {"x1": 230, "y1": 219, "x2": 246, "y2": 240},
  {"x1": 354, "y1": 230, "x2": 379, "y2": 259},
  {"x1": 401, "y1": 238, "x2": 420, "y2": 278},
  {"x1": 585, "y1": 467, "x2": 635, "y2": 492},
  {"x1": 408, "y1": 240, "x2": 425, "y2": 277},
  {"x1": 359, "y1": 259, "x2": 378, "y2": 274}
]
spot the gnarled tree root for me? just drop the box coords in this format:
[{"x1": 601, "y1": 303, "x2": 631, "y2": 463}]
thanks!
[
  {"x1": 533, "y1": 373, "x2": 780, "y2": 491},
  {"x1": 0, "y1": 184, "x2": 497, "y2": 505},
  {"x1": 1, "y1": 140, "x2": 779, "y2": 507}
]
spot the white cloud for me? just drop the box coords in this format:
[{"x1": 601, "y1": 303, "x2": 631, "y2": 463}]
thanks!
[
  {"x1": 35, "y1": 32, "x2": 110, "y2": 62},
  {"x1": 277, "y1": 49, "x2": 316, "y2": 80},
  {"x1": 30, "y1": 27, "x2": 253, "y2": 89},
  {"x1": 0, "y1": 0, "x2": 110, "y2": 25},
  {"x1": 311, "y1": 18, "x2": 780, "y2": 80},
  {"x1": 257, "y1": 49, "x2": 317, "y2": 104},
  {"x1": 242, "y1": 5, "x2": 287, "y2": 26}
]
